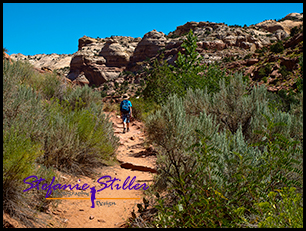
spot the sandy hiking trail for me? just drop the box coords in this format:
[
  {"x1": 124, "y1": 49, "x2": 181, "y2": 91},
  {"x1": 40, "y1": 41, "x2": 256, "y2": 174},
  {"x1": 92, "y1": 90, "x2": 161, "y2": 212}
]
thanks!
[{"x1": 48, "y1": 112, "x2": 157, "y2": 228}]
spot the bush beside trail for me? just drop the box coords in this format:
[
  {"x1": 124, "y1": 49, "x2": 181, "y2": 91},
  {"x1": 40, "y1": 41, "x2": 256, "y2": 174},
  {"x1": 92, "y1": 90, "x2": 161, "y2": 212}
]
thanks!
[
  {"x1": 131, "y1": 74, "x2": 303, "y2": 228},
  {"x1": 126, "y1": 31, "x2": 303, "y2": 228},
  {"x1": 3, "y1": 59, "x2": 119, "y2": 227}
]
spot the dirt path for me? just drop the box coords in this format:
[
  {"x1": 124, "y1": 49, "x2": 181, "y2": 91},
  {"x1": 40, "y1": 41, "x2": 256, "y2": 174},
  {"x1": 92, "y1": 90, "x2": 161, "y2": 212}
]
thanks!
[{"x1": 49, "y1": 112, "x2": 157, "y2": 228}]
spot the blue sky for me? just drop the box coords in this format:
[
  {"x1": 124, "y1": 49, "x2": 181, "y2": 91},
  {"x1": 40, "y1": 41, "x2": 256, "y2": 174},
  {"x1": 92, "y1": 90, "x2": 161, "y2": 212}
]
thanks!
[{"x1": 3, "y1": 3, "x2": 303, "y2": 55}]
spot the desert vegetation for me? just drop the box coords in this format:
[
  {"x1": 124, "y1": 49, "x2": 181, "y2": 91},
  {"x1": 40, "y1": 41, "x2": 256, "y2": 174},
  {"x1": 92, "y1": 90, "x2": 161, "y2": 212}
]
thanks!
[
  {"x1": 3, "y1": 59, "x2": 119, "y2": 227},
  {"x1": 127, "y1": 30, "x2": 303, "y2": 228},
  {"x1": 3, "y1": 25, "x2": 303, "y2": 227}
]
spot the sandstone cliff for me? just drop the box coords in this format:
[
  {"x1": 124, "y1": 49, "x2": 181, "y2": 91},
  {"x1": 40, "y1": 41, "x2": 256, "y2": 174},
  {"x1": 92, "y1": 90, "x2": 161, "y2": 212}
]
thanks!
[
  {"x1": 66, "y1": 13, "x2": 302, "y2": 87},
  {"x1": 9, "y1": 13, "x2": 303, "y2": 91}
]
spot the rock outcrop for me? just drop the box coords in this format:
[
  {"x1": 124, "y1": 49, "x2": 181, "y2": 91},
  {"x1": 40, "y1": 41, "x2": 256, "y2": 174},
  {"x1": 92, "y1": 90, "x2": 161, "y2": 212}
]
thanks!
[
  {"x1": 67, "y1": 51, "x2": 124, "y2": 86},
  {"x1": 99, "y1": 39, "x2": 131, "y2": 67},
  {"x1": 67, "y1": 36, "x2": 141, "y2": 86},
  {"x1": 130, "y1": 30, "x2": 167, "y2": 64},
  {"x1": 256, "y1": 17, "x2": 303, "y2": 34},
  {"x1": 10, "y1": 12, "x2": 303, "y2": 91},
  {"x1": 3, "y1": 52, "x2": 12, "y2": 63},
  {"x1": 10, "y1": 53, "x2": 73, "y2": 74},
  {"x1": 78, "y1": 36, "x2": 98, "y2": 50}
]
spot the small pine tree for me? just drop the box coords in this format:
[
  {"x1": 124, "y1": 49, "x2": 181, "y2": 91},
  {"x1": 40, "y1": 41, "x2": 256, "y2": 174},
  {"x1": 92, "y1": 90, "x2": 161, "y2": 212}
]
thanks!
[{"x1": 175, "y1": 29, "x2": 203, "y2": 73}]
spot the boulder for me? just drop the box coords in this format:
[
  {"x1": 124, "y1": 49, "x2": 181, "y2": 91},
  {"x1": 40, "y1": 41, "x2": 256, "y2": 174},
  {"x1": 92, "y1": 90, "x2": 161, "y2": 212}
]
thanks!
[
  {"x1": 274, "y1": 29, "x2": 289, "y2": 40},
  {"x1": 256, "y1": 20, "x2": 285, "y2": 33},
  {"x1": 130, "y1": 30, "x2": 167, "y2": 63},
  {"x1": 226, "y1": 60, "x2": 246, "y2": 69},
  {"x1": 10, "y1": 53, "x2": 72, "y2": 71},
  {"x1": 280, "y1": 57, "x2": 299, "y2": 71},
  {"x1": 72, "y1": 73, "x2": 90, "y2": 86},
  {"x1": 78, "y1": 36, "x2": 98, "y2": 50},
  {"x1": 240, "y1": 41, "x2": 253, "y2": 50},
  {"x1": 67, "y1": 51, "x2": 123, "y2": 86},
  {"x1": 236, "y1": 35, "x2": 246, "y2": 46},
  {"x1": 223, "y1": 35, "x2": 237, "y2": 46},
  {"x1": 270, "y1": 69, "x2": 281, "y2": 79},
  {"x1": 282, "y1": 13, "x2": 303, "y2": 21},
  {"x1": 174, "y1": 21, "x2": 199, "y2": 36},
  {"x1": 202, "y1": 40, "x2": 226, "y2": 50},
  {"x1": 277, "y1": 19, "x2": 303, "y2": 35},
  {"x1": 99, "y1": 39, "x2": 130, "y2": 67},
  {"x1": 246, "y1": 58, "x2": 259, "y2": 66},
  {"x1": 256, "y1": 16, "x2": 303, "y2": 35}
]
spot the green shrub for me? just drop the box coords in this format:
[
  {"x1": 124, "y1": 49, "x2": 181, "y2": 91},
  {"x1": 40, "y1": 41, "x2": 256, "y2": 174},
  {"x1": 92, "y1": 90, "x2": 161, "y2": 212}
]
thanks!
[
  {"x1": 3, "y1": 59, "x2": 37, "y2": 85},
  {"x1": 270, "y1": 40, "x2": 284, "y2": 53},
  {"x1": 143, "y1": 57, "x2": 179, "y2": 105},
  {"x1": 143, "y1": 30, "x2": 228, "y2": 105},
  {"x1": 129, "y1": 97, "x2": 160, "y2": 121},
  {"x1": 3, "y1": 130, "x2": 42, "y2": 211},
  {"x1": 279, "y1": 65, "x2": 289, "y2": 78},
  {"x1": 41, "y1": 99, "x2": 119, "y2": 175},
  {"x1": 3, "y1": 128, "x2": 55, "y2": 227},
  {"x1": 62, "y1": 84, "x2": 102, "y2": 111},
  {"x1": 290, "y1": 26, "x2": 300, "y2": 37},
  {"x1": 3, "y1": 59, "x2": 120, "y2": 226},
  {"x1": 144, "y1": 112, "x2": 302, "y2": 227},
  {"x1": 258, "y1": 63, "x2": 272, "y2": 78},
  {"x1": 236, "y1": 187, "x2": 303, "y2": 228},
  {"x1": 3, "y1": 59, "x2": 54, "y2": 226},
  {"x1": 255, "y1": 187, "x2": 303, "y2": 228},
  {"x1": 41, "y1": 73, "x2": 63, "y2": 100},
  {"x1": 141, "y1": 73, "x2": 303, "y2": 228},
  {"x1": 299, "y1": 55, "x2": 303, "y2": 76}
]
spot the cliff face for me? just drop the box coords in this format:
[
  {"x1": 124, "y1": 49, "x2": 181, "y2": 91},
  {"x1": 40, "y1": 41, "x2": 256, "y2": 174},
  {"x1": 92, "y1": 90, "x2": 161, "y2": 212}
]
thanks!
[
  {"x1": 10, "y1": 13, "x2": 303, "y2": 89},
  {"x1": 66, "y1": 36, "x2": 141, "y2": 86}
]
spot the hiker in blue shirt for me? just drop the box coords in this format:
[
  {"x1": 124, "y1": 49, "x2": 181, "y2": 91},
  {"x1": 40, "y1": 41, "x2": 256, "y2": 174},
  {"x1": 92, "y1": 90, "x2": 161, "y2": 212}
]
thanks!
[{"x1": 120, "y1": 94, "x2": 132, "y2": 134}]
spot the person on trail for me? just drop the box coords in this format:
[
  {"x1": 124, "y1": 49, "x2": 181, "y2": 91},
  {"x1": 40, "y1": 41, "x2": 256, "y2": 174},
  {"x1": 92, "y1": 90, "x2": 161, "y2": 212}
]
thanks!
[{"x1": 120, "y1": 94, "x2": 132, "y2": 134}]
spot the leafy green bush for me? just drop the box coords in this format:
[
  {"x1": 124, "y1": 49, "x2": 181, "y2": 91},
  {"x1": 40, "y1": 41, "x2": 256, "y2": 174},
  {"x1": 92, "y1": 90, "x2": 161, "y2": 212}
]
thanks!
[
  {"x1": 258, "y1": 63, "x2": 272, "y2": 78},
  {"x1": 255, "y1": 187, "x2": 303, "y2": 228},
  {"x1": 290, "y1": 26, "x2": 300, "y2": 37},
  {"x1": 142, "y1": 57, "x2": 178, "y2": 105},
  {"x1": 3, "y1": 130, "x2": 42, "y2": 212},
  {"x1": 299, "y1": 55, "x2": 303, "y2": 77},
  {"x1": 279, "y1": 64, "x2": 290, "y2": 79},
  {"x1": 143, "y1": 30, "x2": 228, "y2": 105}
]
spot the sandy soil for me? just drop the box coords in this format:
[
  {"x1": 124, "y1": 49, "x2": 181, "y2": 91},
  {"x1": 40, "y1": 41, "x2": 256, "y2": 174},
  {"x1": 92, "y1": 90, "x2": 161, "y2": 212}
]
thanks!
[{"x1": 47, "y1": 112, "x2": 157, "y2": 228}]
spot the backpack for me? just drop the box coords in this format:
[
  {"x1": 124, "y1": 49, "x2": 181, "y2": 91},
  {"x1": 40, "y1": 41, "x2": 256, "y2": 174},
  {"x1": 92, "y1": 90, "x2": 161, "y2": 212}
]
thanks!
[{"x1": 120, "y1": 100, "x2": 130, "y2": 114}]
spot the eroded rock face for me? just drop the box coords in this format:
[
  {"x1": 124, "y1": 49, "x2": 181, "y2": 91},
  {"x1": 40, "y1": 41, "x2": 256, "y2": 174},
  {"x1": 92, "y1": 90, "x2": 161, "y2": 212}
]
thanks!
[
  {"x1": 256, "y1": 17, "x2": 303, "y2": 34},
  {"x1": 78, "y1": 36, "x2": 98, "y2": 50},
  {"x1": 130, "y1": 30, "x2": 167, "y2": 64},
  {"x1": 68, "y1": 36, "x2": 141, "y2": 86},
  {"x1": 67, "y1": 51, "x2": 124, "y2": 86},
  {"x1": 11, "y1": 12, "x2": 302, "y2": 90},
  {"x1": 99, "y1": 39, "x2": 130, "y2": 67},
  {"x1": 10, "y1": 53, "x2": 73, "y2": 71}
]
